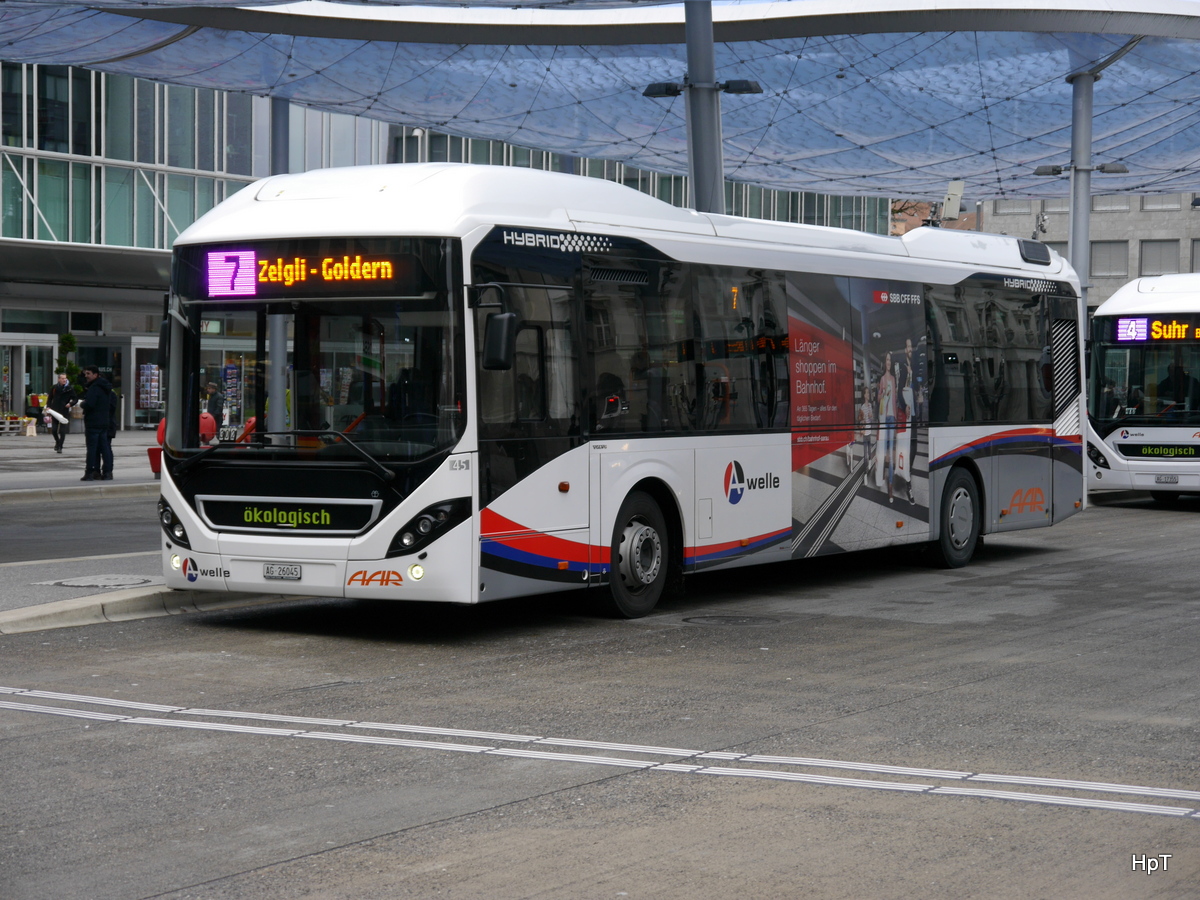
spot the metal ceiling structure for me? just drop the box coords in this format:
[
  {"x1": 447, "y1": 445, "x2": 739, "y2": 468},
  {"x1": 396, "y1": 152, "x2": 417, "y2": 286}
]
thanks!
[{"x1": 5, "y1": 1, "x2": 1200, "y2": 203}]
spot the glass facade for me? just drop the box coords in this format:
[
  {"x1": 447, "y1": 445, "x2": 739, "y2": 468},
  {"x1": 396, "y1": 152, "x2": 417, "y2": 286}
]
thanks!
[
  {"x1": 0, "y1": 63, "x2": 396, "y2": 252},
  {"x1": 387, "y1": 125, "x2": 892, "y2": 235}
]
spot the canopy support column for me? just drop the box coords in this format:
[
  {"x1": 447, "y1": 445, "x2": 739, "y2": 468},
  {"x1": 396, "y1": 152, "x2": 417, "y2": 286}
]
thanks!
[
  {"x1": 1067, "y1": 73, "x2": 1093, "y2": 312},
  {"x1": 267, "y1": 96, "x2": 291, "y2": 438},
  {"x1": 1064, "y1": 36, "x2": 1141, "y2": 313},
  {"x1": 684, "y1": 1, "x2": 724, "y2": 215}
]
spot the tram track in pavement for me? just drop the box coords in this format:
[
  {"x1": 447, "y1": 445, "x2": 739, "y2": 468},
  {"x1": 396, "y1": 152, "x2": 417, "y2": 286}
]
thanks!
[{"x1": 2, "y1": 685, "x2": 1197, "y2": 821}]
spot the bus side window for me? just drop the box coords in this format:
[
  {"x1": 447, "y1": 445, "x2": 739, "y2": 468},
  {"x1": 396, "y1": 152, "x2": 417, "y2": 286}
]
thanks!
[
  {"x1": 585, "y1": 260, "x2": 692, "y2": 435},
  {"x1": 475, "y1": 284, "x2": 577, "y2": 440},
  {"x1": 513, "y1": 326, "x2": 545, "y2": 422}
]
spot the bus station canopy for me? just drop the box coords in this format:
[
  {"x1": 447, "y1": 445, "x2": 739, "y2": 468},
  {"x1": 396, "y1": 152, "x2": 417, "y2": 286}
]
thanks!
[{"x1": 6, "y1": 0, "x2": 1200, "y2": 199}]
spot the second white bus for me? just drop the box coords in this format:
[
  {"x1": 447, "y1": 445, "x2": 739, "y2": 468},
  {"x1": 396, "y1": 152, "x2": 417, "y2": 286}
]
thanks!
[{"x1": 1088, "y1": 274, "x2": 1200, "y2": 501}]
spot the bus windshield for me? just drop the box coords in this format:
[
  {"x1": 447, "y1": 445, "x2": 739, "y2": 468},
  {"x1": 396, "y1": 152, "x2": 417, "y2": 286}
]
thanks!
[
  {"x1": 168, "y1": 237, "x2": 464, "y2": 464},
  {"x1": 1089, "y1": 328, "x2": 1200, "y2": 436}
]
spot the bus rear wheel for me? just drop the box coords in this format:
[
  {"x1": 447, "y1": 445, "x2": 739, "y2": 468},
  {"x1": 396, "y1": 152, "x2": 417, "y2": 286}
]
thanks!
[
  {"x1": 932, "y1": 467, "x2": 980, "y2": 568},
  {"x1": 607, "y1": 491, "x2": 668, "y2": 618}
]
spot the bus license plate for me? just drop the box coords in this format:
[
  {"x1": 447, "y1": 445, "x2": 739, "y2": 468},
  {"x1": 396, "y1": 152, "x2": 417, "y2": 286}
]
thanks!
[
  {"x1": 1155, "y1": 474, "x2": 1180, "y2": 484},
  {"x1": 263, "y1": 564, "x2": 302, "y2": 581}
]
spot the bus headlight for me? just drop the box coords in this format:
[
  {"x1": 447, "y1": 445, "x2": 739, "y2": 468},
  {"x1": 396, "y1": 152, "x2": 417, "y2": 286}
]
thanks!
[
  {"x1": 157, "y1": 496, "x2": 191, "y2": 548},
  {"x1": 408, "y1": 564, "x2": 425, "y2": 581},
  {"x1": 387, "y1": 498, "x2": 470, "y2": 557},
  {"x1": 1086, "y1": 442, "x2": 1110, "y2": 469}
]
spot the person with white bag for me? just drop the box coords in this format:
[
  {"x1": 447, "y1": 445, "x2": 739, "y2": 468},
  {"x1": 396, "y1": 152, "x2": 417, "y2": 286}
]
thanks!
[{"x1": 46, "y1": 372, "x2": 76, "y2": 454}]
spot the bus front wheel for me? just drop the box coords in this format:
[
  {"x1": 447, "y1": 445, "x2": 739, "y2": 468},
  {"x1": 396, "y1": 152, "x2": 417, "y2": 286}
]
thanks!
[
  {"x1": 933, "y1": 467, "x2": 980, "y2": 568},
  {"x1": 607, "y1": 491, "x2": 668, "y2": 618}
]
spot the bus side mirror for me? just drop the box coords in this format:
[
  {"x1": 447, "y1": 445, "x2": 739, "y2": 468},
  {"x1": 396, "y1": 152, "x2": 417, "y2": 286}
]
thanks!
[
  {"x1": 482, "y1": 312, "x2": 518, "y2": 370},
  {"x1": 158, "y1": 290, "x2": 170, "y2": 372},
  {"x1": 157, "y1": 317, "x2": 170, "y2": 372}
]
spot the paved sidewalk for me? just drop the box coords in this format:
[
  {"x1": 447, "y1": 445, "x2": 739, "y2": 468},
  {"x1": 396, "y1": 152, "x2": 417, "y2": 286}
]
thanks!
[
  {"x1": 0, "y1": 429, "x2": 289, "y2": 632},
  {"x1": 0, "y1": 427, "x2": 161, "y2": 503}
]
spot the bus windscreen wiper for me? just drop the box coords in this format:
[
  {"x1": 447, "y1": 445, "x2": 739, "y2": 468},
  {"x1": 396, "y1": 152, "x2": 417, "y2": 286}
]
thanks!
[
  {"x1": 173, "y1": 431, "x2": 396, "y2": 481},
  {"x1": 171, "y1": 442, "x2": 224, "y2": 477},
  {"x1": 286, "y1": 430, "x2": 397, "y2": 482}
]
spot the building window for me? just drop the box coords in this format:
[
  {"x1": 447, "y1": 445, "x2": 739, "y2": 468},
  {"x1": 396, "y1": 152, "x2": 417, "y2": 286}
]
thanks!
[
  {"x1": 1045, "y1": 241, "x2": 1068, "y2": 260},
  {"x1": 71, "y1": 311, "x2": 102, "y2": 332},
  {"x1": 1192, "y1": 239, "x2": 1200, "y2": 272},
  {"x1": 1090, "y1": 241, "x2": 1128, "y2": 278},
  {"x1": 1141, "y1": 194, "x2": 1181, "y2": 211},
  {"x1": 993, "y1": 199, "x2": 1031, "y2": 215},
  {"x1": 2, "y1": 308, "x2": 69, "y2": 334},
  {"x1": 36, "y1": 158, "x2": 68, "y2": 241},
  {"x1": 1140, "y1": 240, "x2": 1180, "y2": 276},
  {"x1": 36, "y1": 65, "x2": 71, "y2": 154},
  {"x1": 1092, "y1": 195, "x2": 1129, "y2": 212},
  {"x1": 1042, "y1": 198, "x2": 1069, "y2": 214}
]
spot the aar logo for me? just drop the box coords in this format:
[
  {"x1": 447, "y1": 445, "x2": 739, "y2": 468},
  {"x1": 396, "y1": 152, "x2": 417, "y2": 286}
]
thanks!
[
  {"x1": 182, "y1": 558, "x2": 199, "y2": 583},
  {"x1": 1008, "y1": 488, "x2": 1046, "y2": 515},
  {"x1": 724, "y1": 461, "x2": 746, "y2": 505},
  {"x1": 347, "y1": 570, "x2": 403, "y2": 587}
]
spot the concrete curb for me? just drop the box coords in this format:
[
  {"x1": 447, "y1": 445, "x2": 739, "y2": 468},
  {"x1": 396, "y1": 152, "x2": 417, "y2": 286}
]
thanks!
[
  {"x1": 0, "y1": 483, "x2": 161, "y2": 506},
  {"x1": 0, "y1": 587, "x2": 291, "y2": 635}
]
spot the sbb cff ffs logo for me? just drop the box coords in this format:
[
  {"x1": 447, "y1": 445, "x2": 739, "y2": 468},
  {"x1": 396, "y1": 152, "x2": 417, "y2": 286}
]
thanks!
[{"x1": 723, "y1": 460, "x2": 782, "y2": 505}]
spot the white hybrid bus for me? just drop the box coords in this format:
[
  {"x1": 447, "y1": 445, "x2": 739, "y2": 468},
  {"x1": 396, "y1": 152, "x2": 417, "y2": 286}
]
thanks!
[
  {"x1": 158, "y1": 164, "x2": 1085, "y2": 617},
  {"x1": 1087, "y1": 274, "x2": 1200, "y2": 501}
]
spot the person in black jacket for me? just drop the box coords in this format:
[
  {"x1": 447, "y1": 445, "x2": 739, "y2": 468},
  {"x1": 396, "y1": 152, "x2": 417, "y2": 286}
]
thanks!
[
  {"x1": 46, "y1": 372, "x2": 76, "y2": 453},
  {"x1": 79, "y1": 365, "x2": 114, "y2": 481}
]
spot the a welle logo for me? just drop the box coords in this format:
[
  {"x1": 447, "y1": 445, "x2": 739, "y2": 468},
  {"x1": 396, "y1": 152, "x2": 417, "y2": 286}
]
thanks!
[
  {"x1": 723, "y1": 460, "x2": 782, "y2": 505},
  {"x1": 182, "y1": 558, "x2": 229, "y2": 582},
  {"x1": 243, "y1": 505, "x2": 332, "y2": 527}
]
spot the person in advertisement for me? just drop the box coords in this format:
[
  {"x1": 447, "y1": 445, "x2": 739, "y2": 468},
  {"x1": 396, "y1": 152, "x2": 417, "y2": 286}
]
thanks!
[
  {"x1": 877, "y1": 351, "x2": 897, "y2": 503},
  {"x1": 46, "y1": 372, "x2": 76, "y2": 453},
  {"x1": 78, "y1": 365, "x2": 114, "y2": 481},
  {"x1": 856, "y1": 383, "x2": 876, "y2": 487},
  {"x1": 894, "y1": 339, "x2": 916, "y2": 503}
]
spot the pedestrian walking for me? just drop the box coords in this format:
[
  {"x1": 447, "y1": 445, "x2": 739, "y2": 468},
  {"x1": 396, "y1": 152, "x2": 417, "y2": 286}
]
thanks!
[
  {"x1": 78, "y1": 365, "x2": 115, "y2": 481},
  {"x1": 46, "y1": 372, "x2": 76, "y2": 453}
]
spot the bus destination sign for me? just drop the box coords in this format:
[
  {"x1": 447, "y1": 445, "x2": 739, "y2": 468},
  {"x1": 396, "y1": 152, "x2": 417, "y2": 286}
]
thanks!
[
  {"x1": 208, "y1": 250, "x2": 398, "y2": 297},
  {"x1": 188, "y1": 237, "x2": 437, "y2": 301},
  {"x1": 1116, "y1": 317, "x2": 1200, "y2": 341}
]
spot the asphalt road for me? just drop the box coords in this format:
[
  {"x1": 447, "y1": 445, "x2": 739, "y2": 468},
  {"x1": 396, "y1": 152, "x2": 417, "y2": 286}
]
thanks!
[
  {"x1": 0, "y1": 496, "x2": 160, "y2": 565},
  {"x1": 1, "y1": 493, "x2": 1198, "y2": 899}
]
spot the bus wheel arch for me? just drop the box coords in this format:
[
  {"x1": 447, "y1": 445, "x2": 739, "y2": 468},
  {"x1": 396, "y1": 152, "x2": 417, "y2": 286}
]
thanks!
[
  {"x1": 932, "y1": 462, "x2": 984, "y2": 568},
  {"x1": 605, "y1": 479, "x2": 683, "y2": 618}
]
